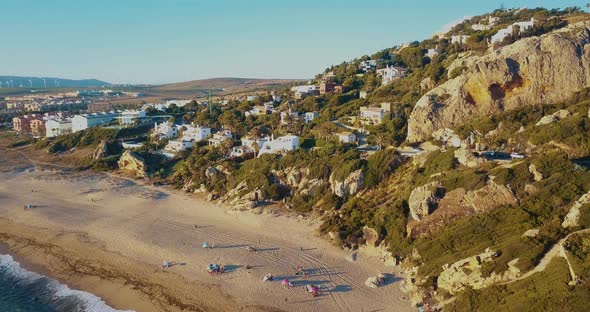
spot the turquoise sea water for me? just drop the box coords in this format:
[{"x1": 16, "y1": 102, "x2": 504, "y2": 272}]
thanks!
[{"x1": 0, "y1": 254, "x2": 131, "y2": 312}]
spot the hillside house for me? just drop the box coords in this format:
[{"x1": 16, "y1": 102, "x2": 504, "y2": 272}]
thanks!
[
  {"x1": 230, "y1": 145, "x2": 255, "y2": 159},
  {"x1": 291, "y1": 85, "x2": 319, "y2": 99},
  {"x1": 117, "y1": 110, "x2": 148, "y2": 126},
  {"x1": 320, "y1": 80, "x2": 336, "y2": 94},
  {"x1": 45, "y1": 118, "x2": 72, "y2": 138},
  {"x1": 181, "y1": 125, "x2": 211, "y2": 142},
  {"x1": 359, "y1": 60, "x2": 377, "y2": 72},
  {"x1": 360, "y1": 91, "x2": 368, "y2": 99},
  {"x1": 426, "y1": 47, "x2": 440, "y2": 58},
  {"x1": 377, "y1": 66, "x2": 409, "y2": 85},
  {"x1": 164, "y1": 140, "x2": 194, "y2": 156},
  {"x1": 246, "y1": 95, "x2": 259, "y2": 102},
  {"x1": 71, "y1": 112, "x2": 120, "y2": 132},
  {"x1": 451, "y1": 35, "x2": 469, "y2": 44},
  {"x1": 360, "y1": 103, "x2": 392, "y2": 124},
  {"x1": 241, "y1": 136, "x2": 269, "y2": 150},
  {"x1": 491, "y1": 18, "x2": 535, "y2": 44},
  {"x1": 208, "y1": 130, "x2": 233, "y2": 147},
  {"x1": 304, "y1": 112, "x2": 319, "y2": 123},
  {"x1": 257, "y1": 135, "x2": 299, "y2": 157},
  {"x1": 336, "y1": 132, "x2": 357, "y2": 144},
  {"x1": 153, "y1": 121, "x2": 178, "y2": 139}
]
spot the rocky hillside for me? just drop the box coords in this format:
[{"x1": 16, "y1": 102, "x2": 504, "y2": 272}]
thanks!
[{"x1": 408, "y1": 21, "x2": 590, "y2": 143}]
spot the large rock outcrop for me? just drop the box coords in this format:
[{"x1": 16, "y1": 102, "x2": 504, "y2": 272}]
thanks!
[
  {"x1": 93, "y1": 140, "x2": 110, "y2": 160},
  {"x1": 438, "y1": 248, "x2": 521, "y2": 295},
  {"x1": 562, "y1": 190, "x2": 590, "y2": 228},
  {"x1": 117, "y1": 150, "x2": 147, "y2": 178},
  {"x1": 329, "y1": 169, "x2": 364, "y2": 198},
  {"x1": 408, "y1": 22, "x2": 590, "y2": 142},
  {"x1": 408, "y1": 181, "x2": 443, "y2": 220}
]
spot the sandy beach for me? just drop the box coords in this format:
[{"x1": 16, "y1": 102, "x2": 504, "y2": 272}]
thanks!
[{"x1": 0, "y1": 147, "x2": 412, "y2": 312}]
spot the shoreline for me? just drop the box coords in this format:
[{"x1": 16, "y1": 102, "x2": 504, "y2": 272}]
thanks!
[{"x1": 0, "y1": 145, "x2": 412, "y2": 312}]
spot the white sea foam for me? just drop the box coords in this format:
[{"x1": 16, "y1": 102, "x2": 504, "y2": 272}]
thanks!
[{"x1": 0, "y1": 254, "x2": 135, "y2": 312}]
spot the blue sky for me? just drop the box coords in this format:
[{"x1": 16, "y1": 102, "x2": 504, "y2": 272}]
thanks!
[{"x1": 0, "y1": 0, "x2": 586, "y2": 84}]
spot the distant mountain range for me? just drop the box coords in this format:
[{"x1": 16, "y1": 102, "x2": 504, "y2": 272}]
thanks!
[{"x1": 0, "y1": 76, "x2": 111, "y2": 89}]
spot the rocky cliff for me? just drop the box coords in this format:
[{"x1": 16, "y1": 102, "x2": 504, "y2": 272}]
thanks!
[{"x1": 408, "y1": 21, "x2": 590, "y2": 142}]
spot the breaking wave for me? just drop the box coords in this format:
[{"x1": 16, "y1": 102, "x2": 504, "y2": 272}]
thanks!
[{"x1": 0, "y1": 254, "x2": 134, "y2": 312}]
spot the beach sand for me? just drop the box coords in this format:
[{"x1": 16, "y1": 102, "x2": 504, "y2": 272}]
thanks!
[{"x1": 0, "y1": 147, "x2": 412, "y2": 312}]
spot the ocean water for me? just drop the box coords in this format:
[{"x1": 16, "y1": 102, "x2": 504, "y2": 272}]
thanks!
[{"x1": 0, "y1": 254, "x2": 133, "y2": 312}]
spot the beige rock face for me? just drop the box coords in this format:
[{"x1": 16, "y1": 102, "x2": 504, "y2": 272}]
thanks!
[
  {"x1": 329, "y1": 169, "x2": 364, "y2": 198},
  {"x1": 117, "y1": 150, "x2": 147, "y2": 178},
  {"x1": 562, "y1": 190, "x2": 590, "y2": 227},
  {"x1": 455, "y1": 148, "x2": 485, "y2": 168},
  {"x1": 438, "y1": 248, "x2": 521, "y2": 295},
  {"x1": 529, "y1": 163, "x2": 544, "y2": 181},
  {"x1": 536, "y1": 109, "x2": 571, "y2": 126},
  {"x1": 408, "y1": 22, "x2": 590, "y2": 142},
  {"x1": 93, "y1": 140, "x2": 109, "y2": 160},
  {"x1": 408, "y1": 181, "x2": 443, "y2": 221}
]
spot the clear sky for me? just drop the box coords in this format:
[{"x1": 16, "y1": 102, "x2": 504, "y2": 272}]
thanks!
[{"x1": 0, "y1": 0, "x2": 586, "y2": 84}]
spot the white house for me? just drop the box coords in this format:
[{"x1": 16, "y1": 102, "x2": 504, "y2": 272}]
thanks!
[
  {"x1": 208, "y1": 130, "x2": 233, "y2": 147},
  {"x1": 164, "y1": 139, "x2": 194, "y2": 156},
  {"x1": 165, "y1": 99, "x2": 192, "y2": 108},
  {"x1": 360, "y1": 103, "x2": 391, "y2": 124},
  {"x1": 257, "y1": 135, "x2": 299, "y2": 157},
  {"x1": 246, "y1": 95, "x2": 259, "y2": 102},
  {"x1": 45, "y1": 118, "x2": 72, "y2": 138},
  {"x1": 71, "y1": 112, "x2": 120, "y2": 132},
  {"x1": 336, "y1": 132, "x2": 357, "y2": 144},
  {"x1": 426, "y1": 47, "x2": 440, "y2": 58},
  {"x1": 451, "y1": 35, "x2": 469, "y2": 44},
  {"x1": 359, "y1": 60, "x2": 377, "y2": 72},
  {"x1": 230, "y1": 145, "x2": 255, "y2": 159},
  {"x1": 491, "y1": 18, "x2": 535, "y2": 44},
  {"x1": 241, "y1": 136, "x2": 269, "y2": 150},
  {"x1": 304, "y1": 112, "x2": 319, "y2": 123},
  {"x1": 153, "y1": 121, "x2": 178, "y2": 139},
  {"x1": 291, "y1": 85, "x2": 318, "y2": 99},
  {"x1": 376, "y1": 66, "x2": 409, "y2": 86},
  {"x1": 181, "y1": 125, "x2": 211, "y2": 142},
  {"x1": 117, "y1": 110, "x2": 148, "y2": 126},
  {"x1": 359, "y1": 90, "x2": 368, "y2": 99}
]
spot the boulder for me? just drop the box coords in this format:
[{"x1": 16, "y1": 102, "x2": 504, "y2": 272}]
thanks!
[
  {"x1": 362, "y1": 226, "x2": 380, "y2": 247},
  {"x1": 329, "y1": 169, "x2": 364, "y2": 198},
  {"x1": 464, "y1": 179, "x2": 518, "y2": 213},
  {"x1": 117, "y1": 150, "x2": 147, "y2": 178},
  {"x1": 522, "y1": 228, "x2": 540, "y2": 238},
  {"x1": 408, "y1": 181, "x2": 443, "y2": 221},
  {"x1": 438, "y1": 248, "x2": 521, "y2": 294},
  {"x1": 205, "y1": 167, "x2": 218, "y2": 179},
  {"x1": 407, "y1": 21, "x2": 590, "y2": 142},
  {"x1": 455, "y1": 148, "x2": 485, "y2": 168},
  {"x1": 420, "y1": 77, "x2": 435, "y2": 91},
  {"x1": 536, "y1": 115, "x2": 558, "y2": 126},
  {"x1": 365, "y1": 276, "x2": 385, "y2": 288},
  {"x1": 528, "y1": 163, "x2": 543, "y2": 181}
]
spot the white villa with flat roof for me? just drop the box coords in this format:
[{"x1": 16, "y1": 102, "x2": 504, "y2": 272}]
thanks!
[
  {"x1": 163, "y1": 140, "x2": 194, "y2": 156},
  {"x1": 257, "y1": 135, "x2": 299, "y2": 157},
  {"x1": 377, "y1": 66, "x2": 409, "y2": 85},
  {"x1": 117, "y1": 110, "x2": 148, "y2": 126},
  {"x1": 71, "y1": 112, "x2": 120, "y2": 132},
  {"x1": 360, "y1": 103, "x2": 392, "y2": 124},
  {"x1": 153, "y1": 121, "x2": 178, "y2": 139},
  {"x1": 336, "y1": 132, "x2": 357, "y2": 144},
  {"x1": 208, "y1": 130, "x2": 233, "y2": 147},
  {"x1": 181, "y1": 124, "x2": 211, "y2": 142},
  {"x1": 230, "y1": 145, "x2": 255, "y2": 158},
  {"x1": 45, "y1": 118, "x2": 72, "y2": 137},
  {"x1": 241, "y1": 136, "x2": 269, "y2": 150},
  {"x1": 491, "y1": 18, "x2": 535, "y2": 44},
  {"x1": 304, "y1": 112, "x2": 319, "y2": 123}
]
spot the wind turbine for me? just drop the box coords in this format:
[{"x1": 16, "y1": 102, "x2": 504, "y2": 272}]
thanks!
[
  {"x1": 29, "y1": 79, "x2": 33, "y2": 88},
  {"x1": 43, "y1": 78, "x2": 47, "y2": 88}
]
